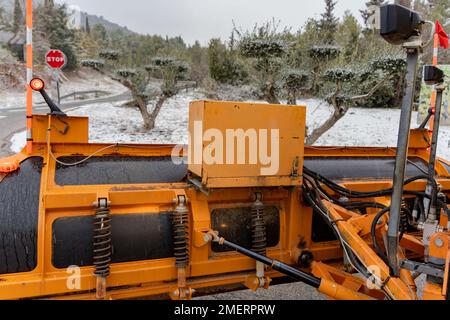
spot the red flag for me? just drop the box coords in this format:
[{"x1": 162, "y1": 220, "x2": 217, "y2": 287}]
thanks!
[{"x1": 436, "y1": 20, "x2": 449, "y2": 49}]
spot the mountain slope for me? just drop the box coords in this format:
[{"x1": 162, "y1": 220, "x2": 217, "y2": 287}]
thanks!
[{"x1": 0, "y1": 0, "x2": 135, "y2": 35}]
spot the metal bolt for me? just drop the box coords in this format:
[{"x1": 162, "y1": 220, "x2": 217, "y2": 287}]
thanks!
[
  {"x1": 339, "y1": 197, "x2": 349, "y2": 204},
  {"x1": 204, "y1": 234, "x2": 212, "y2": 243},
  {"x1": 434, "y1": 237, "x2": 444, "y2": 248}
]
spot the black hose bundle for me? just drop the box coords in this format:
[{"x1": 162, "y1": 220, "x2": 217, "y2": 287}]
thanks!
[
  {"x1": 303, "y1": 167, "x2": 438, "y2": 202},
  {"x1": 302, "y1": 166, "x2": 441, "y2": 270},
  {"x1": 302, "y1": 178, "x2": 373, "y2": 280}
]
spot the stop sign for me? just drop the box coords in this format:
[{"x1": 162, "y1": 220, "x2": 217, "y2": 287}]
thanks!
[{"x1": 46, "y1": 50, "x2": 66, "y2": 69}]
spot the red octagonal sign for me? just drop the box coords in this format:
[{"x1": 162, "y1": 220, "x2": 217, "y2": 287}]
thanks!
[{"x1": 46, "y1": 49, "x2": 66, "y2": 69}]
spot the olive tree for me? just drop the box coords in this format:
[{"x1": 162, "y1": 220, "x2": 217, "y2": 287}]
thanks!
[
  {"x1": 308, "y1": 45, "x2": 341, "y2": 94},
  {"x1": 281, "y1": 69, "x2": 309, "y2": 105},
  {"x1": 82, "y1": 51, "x2": 189, "y2": 131},
  {"x1": 235, "y1": 21, "x2": 291, "y2": 104},
  {"x1": 306, "y1": 56, "x2": 406, "y2": 145}
]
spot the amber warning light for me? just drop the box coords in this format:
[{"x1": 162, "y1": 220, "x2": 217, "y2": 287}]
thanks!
[{"x1": 30, "y1": 78, "x2": 45, "y2": 91}]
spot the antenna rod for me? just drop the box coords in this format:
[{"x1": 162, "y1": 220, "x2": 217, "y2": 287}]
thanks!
[{"x1": 26, "y1": 0, "x2": 33, "y2": 154}]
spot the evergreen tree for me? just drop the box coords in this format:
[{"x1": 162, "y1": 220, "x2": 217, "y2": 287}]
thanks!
[
  {"x1": 394, "y1": 0, "x2": 412, "y2": 8},
  {"x1": 0, "y1": 7, "x2": 7, "y2": 32},
  {"x1": 319, "y1": 0, "x2": 338, "y2": 44},
  {"x1": 188, "y1": 40, "x2": 208, "y2": 83},
  {"x1": 12, "y1": 0, "x2": 23, "y2": 35},
  {"x1": 44, "y1": 0, "x2": 55, "y2": 7},
  {"x1": 208, "y1": 38, "x2": 248, "y2": 85},
  {"x1": 85, "y1": 16, "x2": 91, "y2": 35},
  {"x1": 360, "y1": 0, "x2": 386, "y2": 27},
  {"x1": 426, "y1": 0, "x2": 450, "y2": 22},
  {"x1": 2, "y1": 0, "x2": 25, "y2": 46},
  {"x1": 91, "y1": 24, "x2": 107, "y2": 44},
  {"x1": 34, "y1": 3, "x2": 78, "y2": 69},
  {"x1": 337, "y1": 11, "x2": 361, "y2": 61}
]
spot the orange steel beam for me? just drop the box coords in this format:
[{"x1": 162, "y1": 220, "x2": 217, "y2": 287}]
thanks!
[
  {"x1": 1, "y1": 113, "x2": 448, "y2": 300},
  {"x1": 322, "y1": 201, "x2": 416, "y2": 300}
]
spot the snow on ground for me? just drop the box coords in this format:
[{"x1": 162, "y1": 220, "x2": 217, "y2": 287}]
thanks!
[
  {"x1": 69, "y1": 90, "x2": 206, "y2": 144},
  {"x1": 9, "y1": 95, "x2": 450, "y2": 161},
  {"x1": 0, "y1": 68, "x2": 126, "y2": 111},
  {"x1": 302, "y1": 98, "x2": 450, "y2": 160},
  {"x1": 10, "y1": 131, "x2": 26, "y2": 153}
]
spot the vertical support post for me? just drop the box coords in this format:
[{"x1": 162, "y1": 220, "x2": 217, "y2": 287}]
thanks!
[
  {"x1": 387, "y1": 48, "x2": 420, "y2": 276},
  {"x1": 428, "y1": 85, "x2": 443, "y2": 186},
  {"x1": 26, "y1": 0, "x2": 33, "y2": 155},
  {"x1": 423, "y1": 84, "x2": 444, "y2": 228},
  {"x1": 55, "y1": 71, "x2": 61, "y2": 105}
]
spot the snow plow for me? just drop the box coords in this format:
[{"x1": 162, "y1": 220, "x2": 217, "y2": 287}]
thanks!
[{"x1": 0, "y1": 4, "x2": 449, "y2": 300}]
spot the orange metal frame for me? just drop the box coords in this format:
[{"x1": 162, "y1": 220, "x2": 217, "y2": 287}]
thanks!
[{"x1": 0, "y1": 114, "x2": 449, "y2": 300}]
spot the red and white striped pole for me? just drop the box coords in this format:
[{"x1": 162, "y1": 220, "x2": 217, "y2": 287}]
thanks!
[
  {"x1": 429, "y1": 33, "x2": 439, "y2": 132},
  {"x1": 26, "y1": 0, "x2": 33, "y2": 155}
]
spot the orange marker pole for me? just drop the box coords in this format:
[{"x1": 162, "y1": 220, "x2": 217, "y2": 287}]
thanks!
[
  {"x1": 429, "y1": 33, "x2": 439, "y2": 133},
  {"x1": 26, "y1": 0, "x2": 33, "y2": 155}
]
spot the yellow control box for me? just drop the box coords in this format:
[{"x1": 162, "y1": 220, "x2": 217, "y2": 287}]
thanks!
[{"x1": 188, "y1": 100, "x2": 306, "y2": 188}]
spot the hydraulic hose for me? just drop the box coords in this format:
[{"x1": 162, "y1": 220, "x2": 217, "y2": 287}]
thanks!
[
  {"x1": 302, "y1": 182, "x2": 373, "y2": 280},
  {"x1": 211, "y1": 234, "x2": 374, "y2": 300},
  {"x1": 370, "y1": 207, "x2": 391, "y2": 266},
  {"x1": 304, "y1": 167, "x2": 428, "y2": 268},
  {"x1": 304, "y1": 167, "x2": 437, "y2": 201},
  {"x1": 344, "y1": 202, "x2": 387, "y2": 211},
  {"x1": 220, "y1": 238, "x2": 321, "y2": 288},
  {"x1": 302, "y1": 181, "x2": 395, "y2": 299}
]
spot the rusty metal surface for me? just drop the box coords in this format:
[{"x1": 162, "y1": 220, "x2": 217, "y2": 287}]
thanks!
[
  {"x1": 0, "y1": 157, "x2": 42, "y2": 274},
  {"x1": 55, "y1": 156, "x2": 188, "y2": 186}
]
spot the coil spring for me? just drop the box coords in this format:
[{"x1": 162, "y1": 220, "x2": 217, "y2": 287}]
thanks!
[
  {"x1": 93, "y1": 201, "x2": 112, "y2": 278},
  {"x1": 251, "y1": 194, "x2": 267, "y2": 256},
  {"x1": 173, "y1": 198, "x2": 189, "y2": 268},
  {"x1": 400, "y1": 200, "x2": 410, "y2": 236}
]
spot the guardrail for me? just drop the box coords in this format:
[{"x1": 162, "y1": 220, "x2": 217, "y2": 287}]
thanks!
[{"x1": 35, "y1": 90, "x2": 111, "y2": 105}]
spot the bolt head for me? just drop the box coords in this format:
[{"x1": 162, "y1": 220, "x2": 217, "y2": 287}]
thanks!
[{"x1": 434, "y1": 237, "x2": 444, "y2": 248}]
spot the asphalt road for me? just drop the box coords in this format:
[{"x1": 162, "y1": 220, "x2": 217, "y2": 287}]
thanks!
[
  {"x1": 0, "y1": 91, "x2": 131, "y2": 157},
  {"x1": 195, "y1": 282, "x2": 326, "y2": 300}
]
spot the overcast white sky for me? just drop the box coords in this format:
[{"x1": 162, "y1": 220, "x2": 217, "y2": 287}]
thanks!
[{"x1": 55, "y1": 0, "x2": 380, "y2": 45}]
